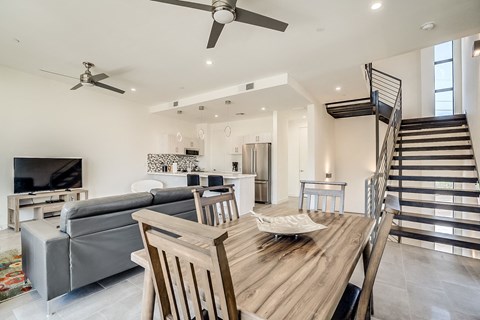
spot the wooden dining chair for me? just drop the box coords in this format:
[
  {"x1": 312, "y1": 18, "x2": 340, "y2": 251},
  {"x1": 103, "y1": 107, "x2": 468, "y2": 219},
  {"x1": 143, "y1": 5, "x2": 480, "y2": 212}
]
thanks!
[
  {"x1": 132, "y1": 209, "x2": 238, "y2": 320},
  {"x1": 192, "y1": 185, "x2": 239, "y2": 226},
  {"x1": 331, "y1": 195, "x2": 400, "y2": 320},
  {"x1": 298, "y1": 180, "x2": 347, "y2": 213}
]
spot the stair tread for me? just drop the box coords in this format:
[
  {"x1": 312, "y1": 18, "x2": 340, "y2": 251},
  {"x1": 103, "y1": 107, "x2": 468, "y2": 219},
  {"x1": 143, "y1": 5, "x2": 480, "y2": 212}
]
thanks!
[
  {"x1": 393, "y1": 155, "x2": 474, "y2": 160},
  {"x1": 387, "y1": 186, "x2": 480, "y2": 197},
  {"x1": 398, "y1": 128, "x2": 469, "y2": 137},
  {"x1": 395, "y1": 145, "x2": 472, "y2": 152},
  {"x1": 390, "y1": 165, "x2": 476, "y2": 171},
  {"x1": 400, "y1": 198, "x2": 480, "y2": 213},
  {"x1": 395, "y1": 212, "x2": 480, "y2": 230},
  {"x1": 389, "y1": 175, "x2": 478, "y2": 183},
  {"x1": 401, "y1": 114, "x2": 466, "y2": 124},
  {"x1": 397, "y1": 136, "x2": 470, "y2": 144},
  {"x1": 400, "y1": 121, "x2": 467, "y2": 131},
  {"x1": 390, "y1": 226, "x2": 480, "y2": 250}
]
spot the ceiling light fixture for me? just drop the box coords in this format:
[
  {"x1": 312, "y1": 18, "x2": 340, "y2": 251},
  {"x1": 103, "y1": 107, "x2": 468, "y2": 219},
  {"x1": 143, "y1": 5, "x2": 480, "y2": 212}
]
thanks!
[
  {"x1": 335, "y1": 86, "x2": 341, "y2": 91},
  {"x1": 130, "y1": 88, "x2": 136, "y2": 92},
  {"x1": 206, "y1": 60, "x2": 213, "y2": 65},
  {"x1": 370, "y1": 2, "x2": 382, "y2": 10},
  {"x1": 214, "y1": 114, "x2": 219, "y2": 118},
  {"x1": 261, "y1": 107, "x2": 266, "y2": 111},
  {"x1": 420, "y1": 22, "x2": 436, "y2": 31},
  {"x1": 473, "y1": 40, "x2": 480, "y2": 57}
]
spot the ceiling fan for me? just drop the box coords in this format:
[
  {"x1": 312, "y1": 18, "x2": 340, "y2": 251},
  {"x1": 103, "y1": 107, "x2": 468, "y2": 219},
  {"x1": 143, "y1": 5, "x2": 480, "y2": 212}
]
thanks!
[
  {"x1": 151, "y1": 0, "x2": 288, "y2": 48},
  {"x1": 40, "y1": 62, "x2": 125, "y2": 94}
]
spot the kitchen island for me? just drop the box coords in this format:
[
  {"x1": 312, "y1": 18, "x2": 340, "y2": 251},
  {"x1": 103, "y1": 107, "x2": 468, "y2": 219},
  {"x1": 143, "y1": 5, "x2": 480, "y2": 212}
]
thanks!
[{"x1": 148, "y1": 172, "x2": 256, "y2": 216}]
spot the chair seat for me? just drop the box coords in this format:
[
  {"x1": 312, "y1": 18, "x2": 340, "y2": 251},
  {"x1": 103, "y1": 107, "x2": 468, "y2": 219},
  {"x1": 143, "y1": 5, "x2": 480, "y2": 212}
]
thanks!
[{"x1": 331, "y1": 283, "x2": 361, "y2": 320}]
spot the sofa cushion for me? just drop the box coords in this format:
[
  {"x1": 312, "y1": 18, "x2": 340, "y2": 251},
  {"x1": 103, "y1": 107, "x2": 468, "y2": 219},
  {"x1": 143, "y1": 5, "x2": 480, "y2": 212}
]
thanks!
[
  {"x1": 60, "y1": 192, "x2": 153, "y2": 232},
  {"x1": 151, "y1": 186, "x2": 199, "y2": 205}
]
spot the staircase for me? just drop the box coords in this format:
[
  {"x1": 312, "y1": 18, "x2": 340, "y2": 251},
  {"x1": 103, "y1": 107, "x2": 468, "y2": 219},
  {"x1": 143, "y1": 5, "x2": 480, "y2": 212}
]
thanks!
[
  {"x1": 325, "y1": 64, "x2": 401, "y2": 124},
  {"x1": 387, "y1": 114, "x2": 480, "y2": 251}
]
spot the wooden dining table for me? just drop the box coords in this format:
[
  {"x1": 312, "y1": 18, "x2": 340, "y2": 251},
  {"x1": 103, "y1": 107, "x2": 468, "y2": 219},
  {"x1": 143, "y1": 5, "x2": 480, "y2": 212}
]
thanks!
[{"x1": 132, "y1": 207, "x2": 375, "y2": 320}]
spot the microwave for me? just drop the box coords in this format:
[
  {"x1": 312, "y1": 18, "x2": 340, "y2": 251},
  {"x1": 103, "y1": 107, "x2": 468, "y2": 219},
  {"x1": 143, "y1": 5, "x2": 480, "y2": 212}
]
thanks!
[{"x1": 185, "y1": 148, "x2": 200, "y2": 156}]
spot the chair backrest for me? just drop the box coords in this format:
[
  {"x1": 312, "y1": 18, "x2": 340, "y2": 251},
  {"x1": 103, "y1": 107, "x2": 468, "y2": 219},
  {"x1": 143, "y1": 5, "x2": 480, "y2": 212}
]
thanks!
[
  {"x1": 132, "y1": 209, "x2": 238, "y2": 320},
  {"x1": 187, "y1": 174, "x2": 200, "y2": 186},
  {"x1": 192, "y1": 185, "x2": 239, "y2": 226},
  {"x1": 208, "y1": 175, "x2": 224, "y2": 187},
  {"x1": 131, "y1": 179, "x2": 164, "y2": 193},
  {"x1": 298, "y1": 180, "x2": 347, "y2": 213},
  {"x1": 355, "y1": 196, "x2": 399, "y2": 319}
]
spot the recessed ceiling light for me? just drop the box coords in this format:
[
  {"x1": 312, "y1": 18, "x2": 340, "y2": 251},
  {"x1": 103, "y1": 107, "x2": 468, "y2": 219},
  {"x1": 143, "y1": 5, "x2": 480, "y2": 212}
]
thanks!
[
  {"x1": 130, "y1": 88, "x2": 136, "y2": 92},
  {"x1": 206, "y1": 60, "x2": 213, "y2": 65},
  {"x1": 261, "y1": 107, "x2": 266, "y2": 111},
  {"x1": 214, "y1": 114, "x2": 219, "y2": 118},
  {"x1": 370, "y1": 2, "x2": 382, "y2": 10},
  {"x1": 302, "y1": 115, "x2": 307, "y2": 119},
  {"x1": 420, "y1": 22, "x2": 436, "y2": 31},
  {"x1": 335, "y1": 86, "x2": 342, "y2": 91},
  {"x1": 236, "y1": 112, "x2": 245, "y2": 116}
]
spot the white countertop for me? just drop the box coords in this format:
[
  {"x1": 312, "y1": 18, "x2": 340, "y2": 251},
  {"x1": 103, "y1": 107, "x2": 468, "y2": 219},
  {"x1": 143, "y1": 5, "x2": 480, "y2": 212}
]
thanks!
[{"x1": 148, "y1": 171, "x2": 256, "y2": 179}]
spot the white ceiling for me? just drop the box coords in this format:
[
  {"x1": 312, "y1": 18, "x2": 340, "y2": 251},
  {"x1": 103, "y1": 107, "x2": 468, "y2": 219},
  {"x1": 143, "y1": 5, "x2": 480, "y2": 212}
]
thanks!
[{"x1": 1, "y1": 0, "x2": 480, "y2": 119}]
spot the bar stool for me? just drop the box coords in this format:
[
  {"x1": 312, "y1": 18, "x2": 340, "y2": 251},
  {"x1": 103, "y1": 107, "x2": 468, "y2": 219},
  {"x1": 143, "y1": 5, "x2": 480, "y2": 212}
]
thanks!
[
  {"x1": 208, "y1": 175, "x2": 229, "y2": 193},
  {"x1": 186, "y1": 174, "x2": 200, "y2": 186}
]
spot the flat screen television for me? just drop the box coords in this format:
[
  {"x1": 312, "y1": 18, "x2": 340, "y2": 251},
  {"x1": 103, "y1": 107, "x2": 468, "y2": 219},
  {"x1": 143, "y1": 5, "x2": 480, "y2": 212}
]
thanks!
[{"x1": 14, "y1": 158, "x2": 83, "y2": 194}]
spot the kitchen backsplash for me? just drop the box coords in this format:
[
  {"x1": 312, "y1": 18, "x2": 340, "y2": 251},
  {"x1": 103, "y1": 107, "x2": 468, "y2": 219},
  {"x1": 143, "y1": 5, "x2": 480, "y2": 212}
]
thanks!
[{"x1": 147, "y1": 154, "x2": 198, "y2": 172}]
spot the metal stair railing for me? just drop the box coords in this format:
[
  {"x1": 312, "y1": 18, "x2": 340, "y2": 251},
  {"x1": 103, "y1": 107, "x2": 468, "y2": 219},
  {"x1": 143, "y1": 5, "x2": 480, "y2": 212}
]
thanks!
[{"x1": 364, "y1": 65, "x2": 403, "y2": 236}]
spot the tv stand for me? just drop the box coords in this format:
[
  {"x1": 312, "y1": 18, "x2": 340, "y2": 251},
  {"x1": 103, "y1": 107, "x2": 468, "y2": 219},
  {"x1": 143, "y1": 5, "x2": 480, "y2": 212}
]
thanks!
[{"x1": 7, "y1": 189, "x2": 88, "y2": 232}]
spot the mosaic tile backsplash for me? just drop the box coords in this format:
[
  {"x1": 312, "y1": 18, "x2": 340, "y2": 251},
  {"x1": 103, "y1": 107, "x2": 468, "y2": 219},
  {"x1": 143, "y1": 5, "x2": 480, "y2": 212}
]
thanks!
[{"x1": 147, "y1": 154, "x2": 198, "y2": 172}]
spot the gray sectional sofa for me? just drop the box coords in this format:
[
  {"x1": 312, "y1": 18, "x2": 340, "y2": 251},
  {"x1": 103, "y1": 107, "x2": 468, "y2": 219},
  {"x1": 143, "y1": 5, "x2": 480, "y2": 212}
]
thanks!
[{"x1": 21, "y1": 186, "x2": 200, "y2": 310}]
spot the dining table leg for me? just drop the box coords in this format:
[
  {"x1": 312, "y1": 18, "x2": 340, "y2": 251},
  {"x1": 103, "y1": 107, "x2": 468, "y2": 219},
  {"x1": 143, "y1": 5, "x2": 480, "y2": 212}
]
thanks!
[
  {"x1": 362, "y1": 239, "x2": 374, "y2": 318},
  {"x1": 141, "y1": 269, "x2": 156, "y2": 320}
]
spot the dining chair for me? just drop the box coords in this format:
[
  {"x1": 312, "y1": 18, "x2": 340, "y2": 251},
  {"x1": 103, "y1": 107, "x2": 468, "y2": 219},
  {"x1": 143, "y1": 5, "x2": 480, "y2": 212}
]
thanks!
[
  {"x1": 298, "y1": 180, "x2": 347, "y2": 213},
  {"x1": 192, "y1": 185, "x2": 239, "y2": 226},
  {"x1": 331, "y1": 195, "x2": 400, "y2": 320},
  {"x1": 187, "y1": 174, "x2": 200, "y2": 186},
  {"x1": 132, "y1": 209, "x2": 239, "y2": 320}
]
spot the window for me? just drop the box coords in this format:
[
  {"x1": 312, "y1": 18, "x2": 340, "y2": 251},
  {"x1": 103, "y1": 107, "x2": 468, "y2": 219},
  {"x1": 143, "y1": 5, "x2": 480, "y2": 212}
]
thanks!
[{"x1": 434, "y1": 41, "x2": 454, "y2": 116}]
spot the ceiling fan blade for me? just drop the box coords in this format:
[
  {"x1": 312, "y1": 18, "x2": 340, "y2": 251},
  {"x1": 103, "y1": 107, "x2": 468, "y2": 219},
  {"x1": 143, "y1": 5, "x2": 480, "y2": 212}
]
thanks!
[
  {"x1": 235, "y1": 8, "x2": 288, "y2": 32},
  {"x1": 94, "y1": 82, "x2": 125, "y2": 94},
  {"x1": 40, "y1": 69, "x2": 78, "y2": 80},
  {"x1": 71, "y1": 83, "x2": 83, "y2": 90},
  {"x1": 207, "y1": 21, "x2": 225, "y2": 49},
  {"x1": 150, "y1": 0, "x2": 212, "y2": 11},
  {"x1": 91, "y1": 73, "x2": 109, "y2": 82}
]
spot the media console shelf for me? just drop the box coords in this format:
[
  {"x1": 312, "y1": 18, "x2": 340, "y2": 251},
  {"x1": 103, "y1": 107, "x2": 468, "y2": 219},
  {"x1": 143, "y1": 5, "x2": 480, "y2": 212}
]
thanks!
[{"x1": 7, "y1": 189, "x2": 88, "y2": 232}]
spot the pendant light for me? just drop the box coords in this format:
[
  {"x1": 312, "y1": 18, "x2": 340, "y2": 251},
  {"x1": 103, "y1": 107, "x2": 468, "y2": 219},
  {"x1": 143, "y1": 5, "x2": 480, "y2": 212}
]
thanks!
[
  {"x1": 224, "y1": 100, "x2": 232, "y2": 137},
  {"x1": 198, "y1": 105, "x2": 205, "y2": 140},
  {"x1": 176, "y1": 110, "x2": 183, "y2": 142}
]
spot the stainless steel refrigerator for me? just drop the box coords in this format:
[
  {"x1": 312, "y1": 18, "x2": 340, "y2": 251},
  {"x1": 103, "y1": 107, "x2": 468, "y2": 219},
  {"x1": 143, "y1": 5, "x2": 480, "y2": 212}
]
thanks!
[{"x1": 242, "y1": 143, "x2": 271, "y2": 204}]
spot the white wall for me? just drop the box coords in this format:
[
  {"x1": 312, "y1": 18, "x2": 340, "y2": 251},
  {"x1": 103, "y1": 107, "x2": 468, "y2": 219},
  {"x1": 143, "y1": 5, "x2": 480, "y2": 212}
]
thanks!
[
  {"x1": 462, "y1": 34, "x2": 480, "y2": 174},
  {"x1": 272, "y1": 111, "x2": 289, "y2": 204},
  {"x1": 374, "y1": 51, "x2": 422, "y2": 119},
  {"x1": 307, "y1": 104, "x2": 335, "y2": 181},
  {"x1": 334, "y1": 116, "x2": 377, "y2": 213},
  {"x1": 0, "y1": 66, "x2": 194, "y2": 229}
]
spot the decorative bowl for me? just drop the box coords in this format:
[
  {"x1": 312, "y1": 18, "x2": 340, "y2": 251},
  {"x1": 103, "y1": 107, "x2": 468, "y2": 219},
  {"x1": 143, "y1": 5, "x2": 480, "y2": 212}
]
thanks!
[{"x1": 250, "y1": 211, "x2": 327, "y2": 236}]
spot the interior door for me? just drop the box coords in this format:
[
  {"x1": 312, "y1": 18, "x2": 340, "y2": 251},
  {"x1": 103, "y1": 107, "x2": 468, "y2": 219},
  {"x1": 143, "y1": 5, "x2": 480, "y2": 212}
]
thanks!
[{"x1": 299, "y1": 127, "x2": 308, "y2": 181}]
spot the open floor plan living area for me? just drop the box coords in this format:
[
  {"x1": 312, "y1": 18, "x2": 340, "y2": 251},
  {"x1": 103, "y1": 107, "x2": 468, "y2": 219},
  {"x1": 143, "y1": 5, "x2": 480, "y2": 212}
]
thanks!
[{"x1": 1, "y1": 0, "x2": 480, "y2": 319}]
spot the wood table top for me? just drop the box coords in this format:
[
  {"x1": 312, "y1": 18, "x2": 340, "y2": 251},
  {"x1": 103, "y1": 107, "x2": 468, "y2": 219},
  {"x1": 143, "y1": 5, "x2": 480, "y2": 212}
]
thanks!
[{"x1": 219, "y1": 208, "x2": 374, "y2": 320}]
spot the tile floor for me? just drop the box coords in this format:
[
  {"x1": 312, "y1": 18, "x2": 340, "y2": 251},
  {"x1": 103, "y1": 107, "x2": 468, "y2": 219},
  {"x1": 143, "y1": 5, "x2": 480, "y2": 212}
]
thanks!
[{"x1": 1, "y1": 201, "x2": 480, "y2": 320}]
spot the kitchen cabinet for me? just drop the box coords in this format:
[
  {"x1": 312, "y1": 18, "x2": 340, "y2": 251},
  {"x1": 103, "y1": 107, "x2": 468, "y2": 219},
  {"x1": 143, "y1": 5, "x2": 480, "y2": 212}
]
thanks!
[
  {"x1": 230, "y1": 136, "x2": 244, "y2": 154},
  {"x1": 244, "y1": 132, "x2": 272, "y2": 144},
  {"x1": 159, "y1": 134, "x2": 204, "y2": 155}
]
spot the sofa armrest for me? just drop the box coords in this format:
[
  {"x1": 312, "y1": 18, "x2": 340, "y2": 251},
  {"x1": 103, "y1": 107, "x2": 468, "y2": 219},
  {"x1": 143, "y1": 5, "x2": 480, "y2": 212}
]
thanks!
[{"x1": 21, "y1": 220, "x2": 70, "y2": 301}]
